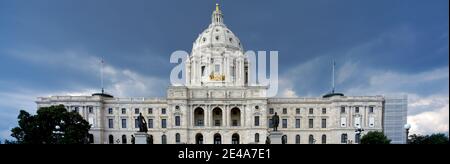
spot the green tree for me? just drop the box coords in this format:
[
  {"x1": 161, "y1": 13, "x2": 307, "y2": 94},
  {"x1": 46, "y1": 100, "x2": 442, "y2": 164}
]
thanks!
[
  {"x1": 409, "y1": 133, "x2": 449, "y2": 144},
  {"x1": 11, "y1": 105, "x2": 91, "y2": 144},
  {"x1": 3, "y1": 140, "x2": 18, "y2": 144},
  {"x1": 360, "y1": 131, "x2": 391, "y2": 144}
]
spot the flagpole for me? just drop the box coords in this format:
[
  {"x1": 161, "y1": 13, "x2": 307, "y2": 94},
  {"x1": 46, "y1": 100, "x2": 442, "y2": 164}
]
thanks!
[{"x1": 101, "y1": 57, "x2": 104, "y2": 94}]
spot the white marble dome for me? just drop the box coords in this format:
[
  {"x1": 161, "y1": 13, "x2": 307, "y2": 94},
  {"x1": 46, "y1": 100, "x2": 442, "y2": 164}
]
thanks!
[{"x1": 192, "y1": 4, "x2": 243, "y2": 52}]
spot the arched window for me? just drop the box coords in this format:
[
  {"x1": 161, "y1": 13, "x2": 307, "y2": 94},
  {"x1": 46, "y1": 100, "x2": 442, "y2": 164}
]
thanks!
[
  {"x1": 176, "y1": 133, "x2": 181, "y2": 144},
  {"x1": 296, "y1": 135, "x2": 301, "y2": 144},
  {"x1": 194, "y1": 108, "x2": 205, "y2": 126},
  {"x1": 214, "y1": 133, "x2": 222, "y2": 144},
  {"x1": 341, "y1": 134, "x2": 348, "y2": 144},
  {"x1": 322, "y1": 135, "x2": 327, "y2": 144},
  {"x1": 88, "y1": 134, "x2": 94, "y2": 144},
  {"x1": 355, "y1": 133, "x2": 361, "y2": 144},
  {"x1": 232, "y1": 133, "x2": 240, "y2": 144},
  {"x1": 175, "y1": 116, "x2": 181, "y2": 127},
  {"x1": 122, "y1": 135, "x2": 127, "y2": 144},
  {"x1": 147, "y1": 135, "x2": 153, "y2": 144},
  {"x1": 213, "y1": 107, "x2": 223, "y2": 126},
  {"x1": 108, "y1": 135, "x2": 114, "y2": 144},
  {"x1": 309, "y1": 135, "x2": 315, "y2": 144},
  {"x1": 196, "y1": 133, "x2": 204, "y2": 144},
  {"x1": 161, "y1": 135, "x2": 167, "y2": 144},
  {"x1": 282, "y1": 135, "x2": 288, "y2": 144},
  {"x1": 255, "y1": 133, "x2": 260, "y2": 143},
  {"x1": 230, "y1": 108, "x2": 241, "y2": 126}
]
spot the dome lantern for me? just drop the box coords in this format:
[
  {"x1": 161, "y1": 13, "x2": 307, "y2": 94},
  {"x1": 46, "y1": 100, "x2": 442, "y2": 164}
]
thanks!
[{"x1": 212, "y1": 3, "x2": 224, "y2": 25}]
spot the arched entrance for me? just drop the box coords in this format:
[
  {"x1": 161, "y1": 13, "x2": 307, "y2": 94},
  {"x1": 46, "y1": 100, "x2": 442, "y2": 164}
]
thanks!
[
  {"x1": 232, "y1": 133, "x2": 240, "y2": 144},
  {"x1": 194, "y1": 107, "x2": 205, "y2": 126},
  {"x1": 214, "y1": 133, "x2": 222, "y2": 144},
  {"x1": 282, "y1": 135, "x2": 287, "y2": 144},
  {"x1": 196, "y1": 133, "x2": 204, "y2": 144},
  {"x1": 88, "y1": 134, "x2": 94, "y2": 144},
  {"x1": 147, "y1": 135, "x2": 153, "y2": 144},
  {"x1": 108, "y1": 135, "x2": 114, "y2": 144},
  {"x1": 122, "y1": 135, "x2": 127, "y2": 144},
  {"x1": 230, "y1": 107, "x2": 241, "y2": 126},
  {"x1": 212, "y1": 107, "x2": 223, "y2": 126}
]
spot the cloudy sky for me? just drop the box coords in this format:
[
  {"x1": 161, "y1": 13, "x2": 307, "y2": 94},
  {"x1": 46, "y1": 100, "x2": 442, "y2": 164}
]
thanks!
[{"x1": 0, "y1": 0, "x2": 448, "y2": 140}]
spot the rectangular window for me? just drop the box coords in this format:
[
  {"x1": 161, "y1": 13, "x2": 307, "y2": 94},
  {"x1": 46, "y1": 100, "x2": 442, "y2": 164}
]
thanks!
[
  {"x1": 309, "y1": 108, "x2": 314, "y2": 114},
  {"x1": 108, "y1": 119, "x2": 114, "y2": 129},
  {"x1": 135, "y1": 119, "x2": 139, "y2": 128},
  {"x1": 215, "y1": 64, "x2": 220, "y2": 73},
  {"x1": 355, "y1": 107, "x2": 360, "y2": 113},
  {"x1": 88, "y1": 106, "x2": 93, "y2": 113},
  {"x1": 121, "y1": 108, "x2": 126, "y2": 114},
  {"x1": 309, "y1": 119, "x2": 314, "y2": 128},
  {"x1": 161, "y1": 108, "x2": 166, "y2": 115},
  {"x1": 148, "y1": 108, "x2": 153, "y2": 114},
  {"x1": 283, "y1": 108, "x2": 287, "y2": 114},
  {"x1": 369, "y1": 107, "x2": 374, "y2": 113},
  {"x1": 175, "y1": 116, "x2": 181, "y2": 126},
  {"x1": 148, "y1": 119, "x2": 153, "y2": 129},
  {"x1": 322, "y1": 108, "x2": 326, "y2": 114},
  {"x1": 161, "y1": 119, "x2": 167, "y2": 128},
  {"x1": 282, "y1": 119, "x2": 288, "y2": 128},
  {"x1": 254, "y1": 116, "x2": 260, "y2": 126},
  {"x1": 121, "y1": 119, "x2": 127, "y2": 128},
  {"x1": 322, "y1": 119, "x2": 327, "y2": 128},
  {"x1": 269, "y1": 108, "x2": 274, "y2": 114},
  {"x1": 341, "y1": 107, "x2": 346, "y2": 114},
  {"x1": 134, "y1": 108, "x2": 139, "y2": 114},
  {"x1": 296, "y1": 108, "x2": 300, "y2": 114},
  {"x1": 201, "y1": 66, "x2": 206, "y2": 77},
  {"x1": 231, "y1": 66, "x2": 235, "y2": 77},
  {"x1": 108, "y1": 108, "x2": 113, "y2": 114},
  {"x1": 296, "y1": 119, "x2": 301, "y2": 128}
]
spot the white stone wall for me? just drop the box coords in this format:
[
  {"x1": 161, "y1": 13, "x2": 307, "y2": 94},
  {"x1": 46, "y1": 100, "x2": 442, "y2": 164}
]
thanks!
[{"x1": 36, "y1": 92, "x2": 383, "y2": 144}]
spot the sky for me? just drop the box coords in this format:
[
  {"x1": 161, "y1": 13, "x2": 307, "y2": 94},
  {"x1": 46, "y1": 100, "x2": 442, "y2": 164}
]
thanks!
[{"x1": 0, "y1": 0, "x2": 448, "y2": 140}]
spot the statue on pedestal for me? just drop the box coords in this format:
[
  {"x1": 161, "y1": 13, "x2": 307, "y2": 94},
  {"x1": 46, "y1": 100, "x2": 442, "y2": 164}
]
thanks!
[
  {"x1": 272, "y1": 112, "x2": 280, "y2": 131},
  {"x1": 137, "y1": 113, "x2": 148, "y2": 133}
]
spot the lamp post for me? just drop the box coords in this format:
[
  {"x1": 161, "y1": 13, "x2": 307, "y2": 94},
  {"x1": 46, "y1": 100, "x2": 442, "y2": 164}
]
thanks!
[
  {"x1": 404, "y1": 124, "x2": 411, "y2": 144},
  {"x1": 53, "y1": 125, "x2": 64, "y2": 144}
]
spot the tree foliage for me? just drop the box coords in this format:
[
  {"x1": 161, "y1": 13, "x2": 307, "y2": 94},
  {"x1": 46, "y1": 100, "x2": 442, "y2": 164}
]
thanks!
[
  {"x1": 360, "y1": 131, "x2": 391, "y2": 144},
  {"x1": 409, "y1": 133, "x2": 449, "y2": 144},
  {"x1": 11, "y1": 105, "x2": 91, "y2": 144}
]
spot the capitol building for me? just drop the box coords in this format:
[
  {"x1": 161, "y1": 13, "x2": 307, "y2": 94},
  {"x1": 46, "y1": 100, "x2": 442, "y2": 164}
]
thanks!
[{"x1": 36, "y1": 4, "x2": 405, "y2": 144}]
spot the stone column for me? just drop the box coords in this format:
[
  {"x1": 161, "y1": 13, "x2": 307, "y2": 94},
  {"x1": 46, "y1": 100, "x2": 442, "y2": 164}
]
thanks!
[
  {"x1": 226, "y1": 106, "x2": 231, "y2": 128},
  {"x1": 242, "y1": 105, "x2": 246, "y2": 127},
  {"x1": 222, "y1": 105, "x2": 227, "y2": 127},
  {"x1": 205, "y1": 105, "x2": 209, "y2": 127},
  {"x1": 190, "y1": 105, "x2": 195, "y2": 127}
]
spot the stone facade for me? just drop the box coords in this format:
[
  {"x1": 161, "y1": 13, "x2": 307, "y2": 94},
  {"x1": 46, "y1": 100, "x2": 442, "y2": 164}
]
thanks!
[
  {"x1": 36, "y1": 92, "x2": 383, "y2": 144},
  {"x1": 36, "y1": 4, "x2": 385, "y2": 144}
]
